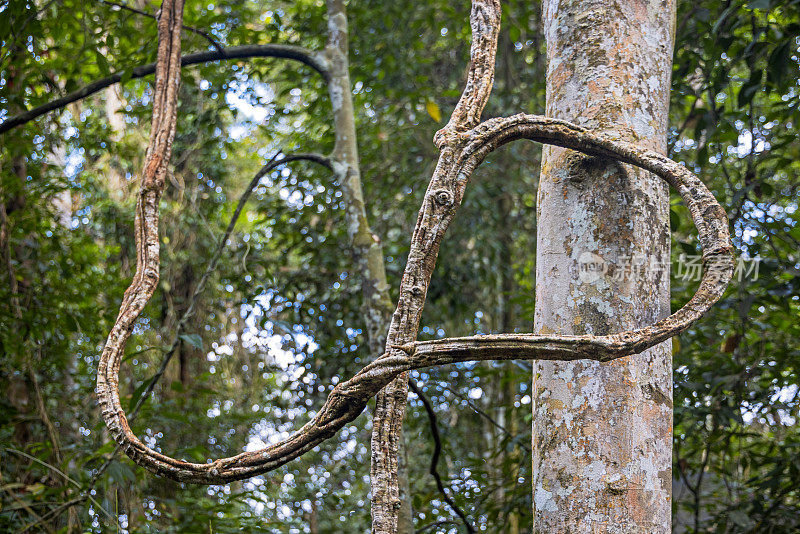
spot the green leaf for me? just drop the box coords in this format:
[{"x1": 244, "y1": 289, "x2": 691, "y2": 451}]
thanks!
[
  {"x1": 670, "y1": 208, "x2": 681, "y2": 232},
  {"x1": 160, "y1": 410, "x2": 190, "y2": 423},
  {"x1": 182, "y1": 445, "x2": 208, "y2": 463},
  {"x1": 90, "y1": 441, "x2": 117, "y2": 459},
  {"x1": 94, "y1": 50, "x2": 111, "y2": 76},
  {"x1": 767, "y1": 40, "x2": 792, "y2": 91},
  {"x1": 26, "y1": 483, "x2": 47, "y2": 495},
  {"x1": 119, "y1": 69, "x2": 133, "y2": 86},
  {"x1": 680, "y1": 241, "x2": 697, "y2": 256},
  {"x1": 180, "y1": 333, "x2": 204, "y2": 350},
  {"x1": 737, "y1": 69, "x2": 763, "y2": 108},
  {"x1": 128, "y1": 376, "x2": 156, "y2": 412},
  {"x1": 107, "y1": 461, "x2": 136, "y2": 485}
]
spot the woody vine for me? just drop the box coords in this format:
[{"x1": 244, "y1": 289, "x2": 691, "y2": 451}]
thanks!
[{"x1": 87, "y1": 0, "x2": 733, "y2": 529}]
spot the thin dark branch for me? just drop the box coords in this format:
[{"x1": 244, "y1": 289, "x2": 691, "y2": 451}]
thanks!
[
  {"x1": 0, "y1": 44, "x2": 328, "y2": 134},
  {"x1": 26, "y1": 355, "x2": 62, "y2": 466},
  {"x1": 126, "y1": 151, "x2": 332, "y2": 423},
  {"x1": 98, "y1": 0, "x2": 224, "y2": 53},
  {"x1": 20, "y1": 497, "x2": 84, "y2": 534},
  {"x1": 44, "y1": 151, "x2": 331, "y2": 526},
  {"x1": 409, "y1": 381, "x2": 475, "y2": 534},
  {"x1": 126, "y1": 151, "x2": 281, "y2": 420},
  {"x1": 415, "y1": 520, "x2": 459, "y2": 533},
  {"x1": 692, "y1": 426, "x2": 716, "y2": 533},
  {"x1": 440, "y1": 384, "x2": 530, "y2": 453}
]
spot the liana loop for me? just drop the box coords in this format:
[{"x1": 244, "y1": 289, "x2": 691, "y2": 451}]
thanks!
[{"x1": 97, "y1": 114, "x2": 732, "y2": 484}]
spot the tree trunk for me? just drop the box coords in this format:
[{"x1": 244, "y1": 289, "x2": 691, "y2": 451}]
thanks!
[
  {"x1": 532, "y1": 0, "x2": 676, "y2": 532},
  {"x1": 324, "y1": 2, "x2": 413, "y2": 531}
]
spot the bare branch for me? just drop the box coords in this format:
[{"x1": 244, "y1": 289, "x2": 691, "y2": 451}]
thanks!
[
  {"x1": 96, "y1": 0, "x2": 186, "y2": 484},
  {"x1": 409, "y1": 381, "x2": 474, "y2": 533},
  {"x1": 371, "y1": 2, "x2": 502, "y2": 529},
  {"x1": 98, "y1": 0, "x2": 224, "y2": 53},
  {"x1": 95, "y1": 112, "x2": 732, "y2": 484},
  {"x1": 440, "y1": 384, "x2": 530, "y2": 452},
  {"x1": 434, "y1": 0, "x2": 502, "y2": 144},
  {"x1": 0, "y1": 44, "x2": 328, "y2": 134},
  {"x1": 93, "y1": 0, "x2": 730, "y2": 509}
]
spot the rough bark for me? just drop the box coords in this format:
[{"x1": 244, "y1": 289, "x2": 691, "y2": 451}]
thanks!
[
  {"x1": 94, "y1": 4, "x2": 731, "y2": 532},
  {"x1": 323, "y1": 1, "x2": 412, "y2": 531},
  {"x1": 370, "y1": 2, "x2": 502, "y2": 530},
  {"x1": 97, "y1": 117, "x2": 732, "y2": 485},
  {"x1": 98, "y1": 0, "x2": 224, "y2": 52},
  {"x1": 532, "y1": 0, "x2": 678, "y2": 531}
]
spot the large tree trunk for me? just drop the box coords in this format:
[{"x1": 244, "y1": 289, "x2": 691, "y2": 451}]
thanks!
[{"x1": 532, "y1": 0, "x2": 676, "y2": 532}]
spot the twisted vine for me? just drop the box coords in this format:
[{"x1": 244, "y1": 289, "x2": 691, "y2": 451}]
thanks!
[{"x1": 97, "y1": 0, "x2": 733, "y2": 487}]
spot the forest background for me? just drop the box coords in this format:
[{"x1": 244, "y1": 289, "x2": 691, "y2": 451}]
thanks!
[{"x1": 1, "y1": 0, "x2": 799, "y2": 532}]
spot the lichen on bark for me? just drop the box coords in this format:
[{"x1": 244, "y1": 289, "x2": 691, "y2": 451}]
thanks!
[
  {"x1": 94, "y1": 2, "x2": 731, "y2": 533},
  {"x1": 533, "y1": 0, "x2": 679, "y2": 531}
]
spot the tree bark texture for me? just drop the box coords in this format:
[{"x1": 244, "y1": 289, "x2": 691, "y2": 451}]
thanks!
[
  {"x1": 324, "y1": 1, "x2": 413, "y2": 531},
  {"x1": 370, "y1": 2, "x2": 502, "y2": 530},
  {"x1": 533, "y1": 0, "x2": 677, "y2": 531},
  {"x1": 94, "y1": 2, "x2": 732, "y2": 532}
]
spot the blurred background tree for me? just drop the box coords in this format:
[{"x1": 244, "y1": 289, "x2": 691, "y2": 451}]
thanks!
[{"x1": 0, "y1": 0, "x2": 797, "y2": 532}]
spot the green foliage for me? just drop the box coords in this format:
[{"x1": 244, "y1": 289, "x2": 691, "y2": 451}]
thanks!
[
  {"x1": 670, "y1": 0, "x2": 800, "y2": 531},
  {"x1": 0, "y1": 0, "x2": 797, "y2": 532}
]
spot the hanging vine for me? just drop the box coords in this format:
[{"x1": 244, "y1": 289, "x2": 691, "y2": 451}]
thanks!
[{"x1": 96, "y1": 0, "x2": 732, "y2": 494}]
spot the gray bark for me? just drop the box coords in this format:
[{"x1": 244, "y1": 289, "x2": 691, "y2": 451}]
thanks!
[
  {"x1": 324, "y1": 1, "x2": 413, "y2": 531},
  {"x1": 93, "y1": 4, "x2": 731, "y2": 534},
  {"x1": 532, "y1": 0, "x2": 677, "y2": 531}
]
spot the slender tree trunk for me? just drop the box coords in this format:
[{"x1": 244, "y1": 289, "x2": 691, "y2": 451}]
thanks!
[
  {"x1": 532, "y1": 0, "x2": 676, "y2": 532},
  {"x1": 324, "y1": 2, "x2": 413, "y2": 531},
  {"x1": 104, "y1": 86, "x2": 130, "y2": 199}
]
